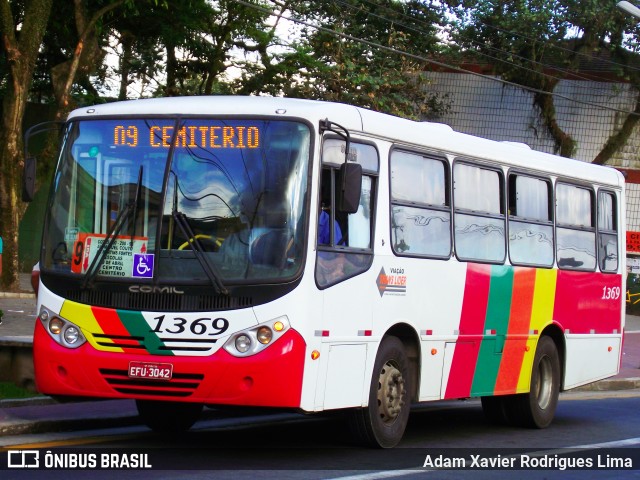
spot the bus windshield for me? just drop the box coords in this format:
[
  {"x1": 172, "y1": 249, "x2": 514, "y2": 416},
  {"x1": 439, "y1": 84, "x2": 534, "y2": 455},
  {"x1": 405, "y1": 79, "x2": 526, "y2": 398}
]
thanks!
[{"x1": 43, "y1": 118, "x2": 311, "y2": 284}]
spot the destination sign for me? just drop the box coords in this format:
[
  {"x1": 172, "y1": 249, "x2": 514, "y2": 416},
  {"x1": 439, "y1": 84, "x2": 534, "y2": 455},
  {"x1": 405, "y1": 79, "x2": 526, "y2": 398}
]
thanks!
[{"x1": 113, "y1": 125, "x2": 260, "y2": 149}]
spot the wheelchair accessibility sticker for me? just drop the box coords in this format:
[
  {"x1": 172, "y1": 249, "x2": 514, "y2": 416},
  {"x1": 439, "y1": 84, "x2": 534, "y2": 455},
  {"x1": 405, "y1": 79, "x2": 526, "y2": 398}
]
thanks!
[{"x1": 133, "y1": 253, "x2": 154, "y2": 278}]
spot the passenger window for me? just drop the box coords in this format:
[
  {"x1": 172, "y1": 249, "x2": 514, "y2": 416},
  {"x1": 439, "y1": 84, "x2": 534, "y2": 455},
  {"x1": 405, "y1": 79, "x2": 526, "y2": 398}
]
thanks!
[
  {"x1": 453, "y1": 162, "x2": 505, "y2": 263},
  {"x1": 556, "y1": 183, "x2": 596, "y2": 271},
  {"x1": 508, "y1": 174, "x2": 553, "y2": 267},
  {"x1": 455, "y1": 163, "x2": 501, "y2": 214},
  {"x1": 390, "y1": 151, "x2": 451, "y2": 258},
  {"x1": 597, "y1": 191, "x2": 618, "y2": 273},
  {"x1": 316, "y1": 139, "x2": 377, "y2": 288}
]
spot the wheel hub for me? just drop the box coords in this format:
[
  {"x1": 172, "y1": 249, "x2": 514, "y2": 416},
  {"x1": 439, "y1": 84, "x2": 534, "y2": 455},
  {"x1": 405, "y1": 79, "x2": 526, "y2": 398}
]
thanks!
[
  {"x1": 377, "y1": 360, "x2": 406, "y2": 423},
  {"x1": 535, "y1": 355, "x2": 553, "y2": 410}
]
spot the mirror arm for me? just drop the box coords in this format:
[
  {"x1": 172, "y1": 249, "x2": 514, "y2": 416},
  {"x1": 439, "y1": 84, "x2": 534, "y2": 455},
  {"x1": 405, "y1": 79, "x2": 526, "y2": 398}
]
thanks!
[
  {"x1": 319, "y1": 118, "x2": 351, "y2": 164},
  {"x1": 319, "y1": 118, "x2": 352, "y2": 195}
]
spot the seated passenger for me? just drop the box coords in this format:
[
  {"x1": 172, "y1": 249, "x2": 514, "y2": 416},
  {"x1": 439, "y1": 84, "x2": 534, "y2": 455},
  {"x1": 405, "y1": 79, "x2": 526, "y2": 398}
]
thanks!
[{"x1": 318, "y1": 209, "x2": 342, "y2": 245}]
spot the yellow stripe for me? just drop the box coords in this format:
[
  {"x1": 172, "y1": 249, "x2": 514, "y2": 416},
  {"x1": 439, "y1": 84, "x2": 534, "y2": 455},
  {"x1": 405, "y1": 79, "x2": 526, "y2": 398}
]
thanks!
[
  {"x1": 59, "y1": 301, "x2": 124, "y2": 353},
  {"x1": 517, "y1": 269, "x2": 557, "y2": 391}
]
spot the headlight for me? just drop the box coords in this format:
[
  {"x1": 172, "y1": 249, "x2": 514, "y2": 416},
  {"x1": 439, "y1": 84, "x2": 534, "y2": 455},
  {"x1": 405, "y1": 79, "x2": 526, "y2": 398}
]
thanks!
[
  {"x1": 235, "y1": 334, "x2": 252, "y2": 353},
  {"x1": 39, "y1": 306, "x2": 86, "y2": 349},
  {"x1": 257, "y1": 326, "x2": 273, "y2": 345},
  {"x1": 63, "y1": 326, "x2": 81, "y2": 345},
  {"x1": 223, "y1": 316, "x2": 290, "y2": 357}
]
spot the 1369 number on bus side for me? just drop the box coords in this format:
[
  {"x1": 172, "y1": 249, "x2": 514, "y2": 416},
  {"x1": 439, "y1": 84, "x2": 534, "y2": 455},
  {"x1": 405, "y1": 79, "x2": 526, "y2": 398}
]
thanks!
[
  {"x1": 151, "y1": 315, "x2": 229, "y2": 336},
  {"x1": 602, "y1": 286, "x2": 621, "y2": 300}
]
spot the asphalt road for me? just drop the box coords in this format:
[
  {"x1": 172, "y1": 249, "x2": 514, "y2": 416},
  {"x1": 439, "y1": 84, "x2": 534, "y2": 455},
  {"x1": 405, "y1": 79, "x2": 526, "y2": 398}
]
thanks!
[{"x1": 1, "y1": 391, "x2": 640, "y2": 479}]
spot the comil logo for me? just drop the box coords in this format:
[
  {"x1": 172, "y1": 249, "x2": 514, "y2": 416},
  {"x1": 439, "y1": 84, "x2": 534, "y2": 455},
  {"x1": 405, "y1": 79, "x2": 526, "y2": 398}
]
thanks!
[{"x1": 7, "y1": 450, "x2": 39, "y2": 468}]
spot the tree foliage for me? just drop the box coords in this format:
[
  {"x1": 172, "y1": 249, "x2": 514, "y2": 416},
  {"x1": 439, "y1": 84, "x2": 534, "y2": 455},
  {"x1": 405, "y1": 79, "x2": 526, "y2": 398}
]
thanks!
[
  {"x1": 276, "y1": 0, "x2": 451, "y2": 119},
  {"x1": 447, "y1": 0, "x2": 640, "y2": 159}
]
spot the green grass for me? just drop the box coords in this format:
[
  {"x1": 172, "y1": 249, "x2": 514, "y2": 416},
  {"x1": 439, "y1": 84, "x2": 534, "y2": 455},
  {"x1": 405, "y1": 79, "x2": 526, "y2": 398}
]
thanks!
[{"x1": 0, "y1": 381, "x2": 43, "y2": 400}]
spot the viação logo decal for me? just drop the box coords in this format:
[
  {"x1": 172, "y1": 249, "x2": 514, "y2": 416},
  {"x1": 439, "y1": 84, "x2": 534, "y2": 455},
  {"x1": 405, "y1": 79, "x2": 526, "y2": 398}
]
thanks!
[{"x1": 376, "y1": 267, "x2": 407, "y2": 297}]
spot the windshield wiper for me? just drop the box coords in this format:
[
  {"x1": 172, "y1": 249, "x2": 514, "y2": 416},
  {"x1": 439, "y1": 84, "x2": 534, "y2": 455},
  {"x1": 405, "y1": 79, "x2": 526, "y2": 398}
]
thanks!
[
  {"x1": 130, "y1": 166, "x2": 143, "y2": 246},
  {"x1": 172, "y1": 210, "x2": 228, "y2": 295},
  {"x1": 82, "y1": 166, "x2": 143, "y2": 289}
]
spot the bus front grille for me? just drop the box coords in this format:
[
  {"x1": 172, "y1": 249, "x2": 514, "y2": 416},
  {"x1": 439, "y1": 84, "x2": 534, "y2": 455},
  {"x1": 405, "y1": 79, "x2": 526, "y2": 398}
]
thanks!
[
  {"x1": 92, "y1": 333, "x2": 218, "y2": 354},
  {"x1": 67, "y1": 289, "x2": 253, "y2": 312}
]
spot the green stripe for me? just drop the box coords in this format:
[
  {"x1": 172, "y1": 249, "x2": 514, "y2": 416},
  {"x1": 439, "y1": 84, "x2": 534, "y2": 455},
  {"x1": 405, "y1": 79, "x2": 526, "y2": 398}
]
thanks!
[
  {"x1": 471, "y1": 265, "x2": 513, "y2": 396},
  {"x1": 118, "y1": 310, "x2": 173, "y2": 356}
]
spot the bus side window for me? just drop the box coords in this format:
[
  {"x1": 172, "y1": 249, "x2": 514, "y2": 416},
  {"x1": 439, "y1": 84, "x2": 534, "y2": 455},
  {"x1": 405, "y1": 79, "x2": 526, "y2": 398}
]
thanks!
[
  {"x1": 453, "y1": 162, "x2": 506, "y2": 263},
  {"x1": 556, "y1": 183, "x2": 596, "y2": 271},
  {"x1": 318, "y1": 168, "x2": 342, "y2": 246},
  {"x1": 318, "y1": 168, "x2": 373, "y2": 249},
  {"x1": 316, "y1": 140, "x2": 377, "y2": 288},
  {"x1": 597, "y1": 190, "x2": 618, "y2": 273},
  {"x1": 507, "y1": 174, "x2": 554, "y2": 267},
  {"x1": 342, "y1": 175, "x2": 372, "y2": 248},
  {"x1": 390, "y1": 150, "x2": 451, "y2": 258}
]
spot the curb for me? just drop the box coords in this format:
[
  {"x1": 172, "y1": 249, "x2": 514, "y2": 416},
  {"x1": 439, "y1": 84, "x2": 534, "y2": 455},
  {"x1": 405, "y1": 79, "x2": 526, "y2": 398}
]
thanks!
[
  {"x1": 0, "y1": 336, "x2": 33, "y2": 347},
  {"x1": 574, "y1": 377, "x2": 640, "y2": 391},
  {"x1": 0, "y1": 412, "x2": 141, "y2": 437},
  {"x1": 0, "y1": 397, "x2": 143, "y2": 437},
  {"x1": 0, "y1": 292, "x2": 35, "y2": 299}
]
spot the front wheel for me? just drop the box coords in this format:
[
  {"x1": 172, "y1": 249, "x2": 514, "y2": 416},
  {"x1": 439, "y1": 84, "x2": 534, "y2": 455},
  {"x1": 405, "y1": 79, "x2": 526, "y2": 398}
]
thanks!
[
  {"x1": 510, "y1": 335, "x2": 560, "y2": 428},
  {"x1": 136, "y1": 400, "x2": 203, "y2": 433},
  {"x1": 348, "y1": 336, "x2": 411, "y2": 448}
]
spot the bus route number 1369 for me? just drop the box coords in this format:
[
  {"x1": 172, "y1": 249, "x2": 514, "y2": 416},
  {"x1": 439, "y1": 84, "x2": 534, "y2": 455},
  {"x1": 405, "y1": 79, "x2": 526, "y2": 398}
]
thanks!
[
  {"x1": 150, "y1": 315, "x2": 230, "y2": 336},
  {"x1": 602, "y1": 286, "x2": 621, "y2": 300}
]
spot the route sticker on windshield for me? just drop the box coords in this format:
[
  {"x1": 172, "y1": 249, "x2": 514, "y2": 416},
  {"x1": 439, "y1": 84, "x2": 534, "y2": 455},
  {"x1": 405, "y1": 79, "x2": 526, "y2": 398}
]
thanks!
[{"x1": 71, "y1": 233, "x2": 148, "y2": 277}]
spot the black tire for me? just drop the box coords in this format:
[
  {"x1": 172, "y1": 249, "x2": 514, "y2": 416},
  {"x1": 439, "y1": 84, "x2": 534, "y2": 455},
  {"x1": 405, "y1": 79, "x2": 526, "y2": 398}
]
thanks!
[
  {"x1": 348, "y1": 336, "x2": 411, "y2": 448},
  {"x1": 509, "y1": 336, "x2": 560, "y2": 428},
  {"x1": 136, "y1": 400, "x2": 203, "y2": 433}
]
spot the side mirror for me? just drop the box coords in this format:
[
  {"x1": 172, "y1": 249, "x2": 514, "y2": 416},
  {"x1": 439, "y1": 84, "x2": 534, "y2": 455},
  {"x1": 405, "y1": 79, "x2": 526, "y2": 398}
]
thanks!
[
  {"x1": 337, "y1": 162, "x2": 362, "y2": 214},
  {"x1": 22, "y1": 156, "x2": 36, "y2": 202},
  {"x1": 22, "y1": 121, "x2": 64, "y2": 202}
]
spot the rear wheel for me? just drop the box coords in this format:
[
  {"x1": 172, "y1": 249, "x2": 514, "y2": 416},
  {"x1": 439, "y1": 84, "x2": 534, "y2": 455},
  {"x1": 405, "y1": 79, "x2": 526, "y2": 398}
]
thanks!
[
  {"x1": 348, "y1": 336, "x2": 411, "y2": 448},
  {"x1": 136, "y1": 400, "x2": 203, "y2": 433},
  {"x1": 509, "y1": 336, "x2": 560, "y2": 428}
]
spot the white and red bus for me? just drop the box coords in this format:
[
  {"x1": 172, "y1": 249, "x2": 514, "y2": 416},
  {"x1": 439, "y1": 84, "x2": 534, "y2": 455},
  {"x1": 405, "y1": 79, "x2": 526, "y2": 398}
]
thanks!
[{"x1": 26, "y1": 96, "x2": 624, "y2": 447}]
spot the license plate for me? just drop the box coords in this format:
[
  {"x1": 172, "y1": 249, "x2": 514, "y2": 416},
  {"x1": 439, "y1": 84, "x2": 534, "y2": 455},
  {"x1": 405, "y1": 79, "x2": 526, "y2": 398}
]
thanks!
[{"x1": 128, "y1": 361, "x2": 173, "y2": 381}]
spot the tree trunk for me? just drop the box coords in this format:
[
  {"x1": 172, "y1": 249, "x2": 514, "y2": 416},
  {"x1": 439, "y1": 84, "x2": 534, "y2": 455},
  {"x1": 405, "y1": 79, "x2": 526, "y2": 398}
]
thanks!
[
  {"x1": 119, "y1": 31, "x2": 134, "y2": 101},
  {"x1": 51, "y1": 0, "x2": 124, "y2": 121},
  {"x1": 0, "y1": 0, "x2": 54, "y2": 291},
  {"x1": 534, "y1": 90, "x2": 577, "y2": 159},
  {"x1": 593, "y1": 89, "x2": 640, "y2": 165},
  {"x1": 165, "y1": 41, "x2": 179, "y2": 96},
  {"x1": 0, "y1": 90, "x2": 28, "y2": 291}
]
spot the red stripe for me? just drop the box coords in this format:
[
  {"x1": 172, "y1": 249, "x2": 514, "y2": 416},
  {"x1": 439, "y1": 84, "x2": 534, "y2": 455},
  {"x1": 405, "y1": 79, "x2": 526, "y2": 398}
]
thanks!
[
  {"x1": 494, "y1": 268, "x2": 535, "y2": 394},
  {"x1": 91, "y1": 306, "x2": 148, "y2": 355},
  {"x1": 445, "y1": 263, "x2": 491, "y2": 399}
]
